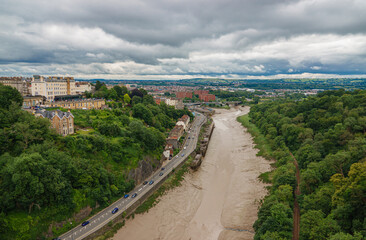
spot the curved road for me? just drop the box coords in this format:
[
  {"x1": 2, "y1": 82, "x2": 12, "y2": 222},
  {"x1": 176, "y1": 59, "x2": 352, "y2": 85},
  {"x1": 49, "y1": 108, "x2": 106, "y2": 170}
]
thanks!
[{"x1": 59, "y1": 112, "x2": 206, "y2": 240}]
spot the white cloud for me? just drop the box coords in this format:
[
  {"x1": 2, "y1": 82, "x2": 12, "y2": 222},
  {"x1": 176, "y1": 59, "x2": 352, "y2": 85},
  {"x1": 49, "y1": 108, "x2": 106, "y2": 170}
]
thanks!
[{"x1": 1, "y1": 0, "x2": 366, "y2": 78}]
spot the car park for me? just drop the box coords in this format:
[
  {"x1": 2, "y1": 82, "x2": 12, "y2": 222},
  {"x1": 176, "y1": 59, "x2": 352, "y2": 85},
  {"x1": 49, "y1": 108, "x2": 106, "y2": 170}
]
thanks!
[
  {"x1": 124, "y1": 194, "x2": 129, "y2": 198},
  {"x1": 81, "y1": 221, "x2": 89, "y2": 226},
  {"x1": 112, "y1": 207, "x2": 119, "y2": 214},
  {"x1": 149, "y1": 180, "x2": 154, "y2": 185},
  {"x1": 131, "y1": 193, "x2": 137, "y2": 198}
]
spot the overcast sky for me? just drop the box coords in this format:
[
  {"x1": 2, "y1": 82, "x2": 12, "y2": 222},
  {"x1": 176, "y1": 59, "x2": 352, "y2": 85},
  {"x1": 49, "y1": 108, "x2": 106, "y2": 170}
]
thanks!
[{"x1": 1, "y1": 0, "x2": 366, "y2": 79}]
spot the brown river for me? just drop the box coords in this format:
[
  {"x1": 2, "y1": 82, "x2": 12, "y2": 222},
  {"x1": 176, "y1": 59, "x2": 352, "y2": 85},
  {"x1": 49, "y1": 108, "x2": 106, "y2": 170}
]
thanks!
[{"x1": 113, "y1": 107, "x2": 271, "y2": 240}]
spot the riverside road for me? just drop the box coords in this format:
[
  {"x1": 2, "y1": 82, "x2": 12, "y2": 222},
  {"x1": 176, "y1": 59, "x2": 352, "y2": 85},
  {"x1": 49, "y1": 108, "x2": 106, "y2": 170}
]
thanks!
[{"x1": 59, "y1": 112, "x2": 206, "y2": 240}]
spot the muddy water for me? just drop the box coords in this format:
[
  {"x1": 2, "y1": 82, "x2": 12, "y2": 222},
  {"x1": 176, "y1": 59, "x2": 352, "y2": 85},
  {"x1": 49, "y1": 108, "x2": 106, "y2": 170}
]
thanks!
[{"x1": 113, "y1": 107, "x2": 271, "y2": 240}]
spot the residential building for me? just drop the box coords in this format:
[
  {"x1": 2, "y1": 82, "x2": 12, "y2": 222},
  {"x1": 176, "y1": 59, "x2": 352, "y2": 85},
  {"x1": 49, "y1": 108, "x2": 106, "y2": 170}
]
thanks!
[
  {"x1": 31, "y1": 75, "x2": 76, "y2": 101},
  {"x1": 199, "y1": 94, "x2": 216, "y2": 102},
  {"x1": 166, "y1": 125, "x2": 184, "y2": 148},
  {"x1": 155, "y1": 98, "x2": 162, "y2": 105},
  {"x1": 0, "y1": 77, "x2": 30, "y2": 96},
  {"x1": 154, "y1": 96, "x2": 184, "y2": 109},
  {"x1": 176, "y1": 92, "x2": 193, "y2": 99},
  {"x1": 163, "y1": 144, "x2": 174, "y2": 160},
  {"x1": 35, "y1": 109, "x2": 74, "y2": 136},
  {"x1": 23, "y1": 95, "x2": 46, "y2": 108},
  {"x1": 194, "y1": 90, "x2": 209, "y2": 95},
  {"x1": 47, "y1": 98, "x2": 105, "y2": 109},
  {"x1": 75, "y1": 81, "x2": 92, "y2": 94},
  {"x1": 176, "y1": 114, "x2": 190, "y2": 131}
]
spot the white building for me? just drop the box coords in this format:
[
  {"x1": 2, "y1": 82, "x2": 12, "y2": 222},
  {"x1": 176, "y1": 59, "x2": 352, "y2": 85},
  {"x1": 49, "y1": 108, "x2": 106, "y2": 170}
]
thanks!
[
  {"x1": 176, "y1": 115, "x2": 190, "y2": 131},
  {"x1": 75, "y1": 82, "x2": 92, "y2": 94},
  {"x1": 31, "y1": 75, "x2": 76, "y2": 101}
]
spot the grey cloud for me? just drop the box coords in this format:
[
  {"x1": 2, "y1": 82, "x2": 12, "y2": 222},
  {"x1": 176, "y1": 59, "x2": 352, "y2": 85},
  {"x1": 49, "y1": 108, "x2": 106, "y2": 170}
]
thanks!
[{"x1": 0, "y1": 0, "x2": 366, "y2": 78}]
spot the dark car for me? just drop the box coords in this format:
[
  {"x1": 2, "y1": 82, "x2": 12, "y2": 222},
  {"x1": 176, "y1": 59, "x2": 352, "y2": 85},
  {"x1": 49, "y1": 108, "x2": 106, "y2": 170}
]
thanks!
[
  {"x1": 81, "y1": 221, "x2": 89, "y2": 226},
  {"x1": 112, "y1": 207, "x2": 119, "y2": 214},
  {"x1": 161, "y1": 167, "x2": 165, "y2": 170},
  {"x1": 131, "y1": 193, "x2": 137, "y2": 198},
  {"x1": 149, "y1": 180, "x2": 154, "y2": 185},
  {"x1": 124, "y1": 194, "x2": 129, "y2": 198},
  {"x1": 143, "y1": 181, "x2": 148, "y2": 185},
  {"x1": 181, "y1": 153, "x2": 185, "y2": 157},
  {"x1": 159, "y1": 172, "x2": 164, "y2": 176}
]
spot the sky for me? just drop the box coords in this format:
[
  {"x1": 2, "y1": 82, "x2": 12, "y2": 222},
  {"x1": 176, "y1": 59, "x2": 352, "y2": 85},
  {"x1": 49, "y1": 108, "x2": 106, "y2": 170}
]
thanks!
[{"x1": 1, "y1": 0, "x2": 366, "y2": 80}]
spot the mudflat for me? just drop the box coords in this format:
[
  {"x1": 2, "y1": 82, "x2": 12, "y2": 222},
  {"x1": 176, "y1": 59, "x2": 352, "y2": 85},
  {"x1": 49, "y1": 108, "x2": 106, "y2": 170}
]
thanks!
[{"x1": 114, "y1": 107, "x2": 271, "y2": 240}]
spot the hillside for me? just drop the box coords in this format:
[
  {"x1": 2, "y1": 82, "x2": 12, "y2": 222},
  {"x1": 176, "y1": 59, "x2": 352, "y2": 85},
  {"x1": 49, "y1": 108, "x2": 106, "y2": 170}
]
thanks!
[
  {"x1": 0, "y1": 84, "x2": 192, "y2": 239},
  {"x1": 242, "y1": 89, "x2": 366, "y2": 239}
]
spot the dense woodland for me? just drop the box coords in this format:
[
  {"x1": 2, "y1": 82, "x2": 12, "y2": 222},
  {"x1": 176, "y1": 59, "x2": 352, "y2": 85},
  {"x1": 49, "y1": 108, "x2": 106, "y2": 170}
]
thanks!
[
  {"x1": 0, "y1": 84, "x2": 191, "y2": 239},
  {"x1": 248, "y1": 89, "x2": 366, "y2": 240}
]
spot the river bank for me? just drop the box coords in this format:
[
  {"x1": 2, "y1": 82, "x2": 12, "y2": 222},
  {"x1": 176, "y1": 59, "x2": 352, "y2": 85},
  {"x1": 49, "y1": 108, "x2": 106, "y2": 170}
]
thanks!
[{"x1": 113, "y1": 107, "x2": 272, "y2": 240}]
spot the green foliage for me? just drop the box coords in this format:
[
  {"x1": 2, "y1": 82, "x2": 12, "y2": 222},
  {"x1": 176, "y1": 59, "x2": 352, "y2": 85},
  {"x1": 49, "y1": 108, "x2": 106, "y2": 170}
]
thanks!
[
  {"x1": 0, "y1": 84, "x2": 23, "y2": 110},
  {"x1": 246, "y1": 89, "x2": 366, "y2": 239},
  {"x1": 300, "y1": 210, "x2": 341, "y2": 240},
  {"x1": 0, "y1": 87, "x2": 192, "y2": 239},
  {"x1": 123, "y1": 93, "x2": 131, "y2": 104}
]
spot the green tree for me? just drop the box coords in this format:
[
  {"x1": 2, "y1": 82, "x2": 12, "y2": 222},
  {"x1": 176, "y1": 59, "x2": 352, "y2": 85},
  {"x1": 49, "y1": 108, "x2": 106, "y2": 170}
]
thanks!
[
  {"x1": 123, "y1": 93, "x2": 131, "y2": 104},
  {"x1": 0, "y1": 84, "x2": 23, "y2": 110}
]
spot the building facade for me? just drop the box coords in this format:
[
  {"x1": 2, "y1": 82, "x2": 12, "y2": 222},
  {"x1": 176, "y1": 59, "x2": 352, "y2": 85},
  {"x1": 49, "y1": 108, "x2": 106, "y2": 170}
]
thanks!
[
  {"x1": 0, "y1": 77, "x2": 30, "y2": 96},
  {"x1": 176, "y1": 92, "x2": 193, "y2": 99},
  {"x1": 199, "y1": 94, "x2": 216, "y2": 102},
  {"x1": 194, "y1": 90, "x2": 209, "y2": 95},
  {"x1": 23, "y1": 95, "x2": 46, "y2": 108},
  {"x1": 168, "y1": 97, "x2": 184, "y2": 109},
  {"x1": 166, "y1": 125, "x2": 184, "y2": 149},
  {"x1": 31, "y1": 75, "x2": 76, "y2": 101},
  {"x1": 176, "y1": 114, "x2": 190, "y2": 130},
  {"x1": 35, "y1": 109, "x2": 74, "y2": 136},
  {"x1": 75, "y1": 81, "x2": 92, "y2": 94},
  {"x1": 47, "y1": 98, "x2": 105, "y2": 109}
]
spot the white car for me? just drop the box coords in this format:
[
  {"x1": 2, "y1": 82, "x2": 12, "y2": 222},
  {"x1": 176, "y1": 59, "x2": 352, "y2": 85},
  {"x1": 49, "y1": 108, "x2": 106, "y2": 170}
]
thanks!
[{"x1": 184, "y1": 146, "x2": 187, "y2": 149}]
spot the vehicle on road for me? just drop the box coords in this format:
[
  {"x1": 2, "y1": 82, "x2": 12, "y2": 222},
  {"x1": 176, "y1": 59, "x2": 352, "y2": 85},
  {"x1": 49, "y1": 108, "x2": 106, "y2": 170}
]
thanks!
[
  {"x1": 124, "y1": 194, "x2": 129, "y2": 198},
  {"x1": 188, "y1": 137, "x2": 191, "y2": 139},
  {"x1": 181, "y1": 153, "x2": 185, "y2": 157},
  {"x1": 161, "y1": 167, "x2": 165, "y2": 170},
  {"x1": 131, "y1": 193, "x2": 137, "y2": 198},
  {"x1": 112, "y1": 207, "x2": 119, "y2": 214},
  {"x1": 81, "y1": 221, "x2": 89, "y2": 226},
  {"x1": 159, "y1": 172, "x2": 164, "y2": 176},
  {"x1": 143, "y1": 181, "x2": 148, "y2": 185},
  {"x1": 149, "y1": 180, "x2": 154, "y2": 185},
  {"x1": 184, "y1": 146, "x2": 186, "y2": 149}
]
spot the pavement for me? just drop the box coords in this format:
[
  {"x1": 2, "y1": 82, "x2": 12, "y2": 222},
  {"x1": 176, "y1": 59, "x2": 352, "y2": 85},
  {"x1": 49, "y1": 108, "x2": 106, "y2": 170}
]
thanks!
[{"x1": 58, "y1": 112, "x2": 206, "y2": 240}]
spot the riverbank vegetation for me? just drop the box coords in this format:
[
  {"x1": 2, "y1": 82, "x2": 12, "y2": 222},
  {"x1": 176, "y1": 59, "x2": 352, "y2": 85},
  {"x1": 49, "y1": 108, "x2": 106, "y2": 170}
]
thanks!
[
  {"x1": 240, "y1": 89, "x2": 366, "y2": 239},
  {"x1": 0, "y1": 84, "x2": 191, "y2": 239}
]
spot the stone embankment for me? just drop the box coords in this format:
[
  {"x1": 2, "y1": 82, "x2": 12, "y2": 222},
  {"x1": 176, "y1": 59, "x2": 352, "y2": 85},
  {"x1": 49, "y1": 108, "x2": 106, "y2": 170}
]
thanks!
[{"x1": 190, "y1": 118, "x2": 215, "y2": 170}]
